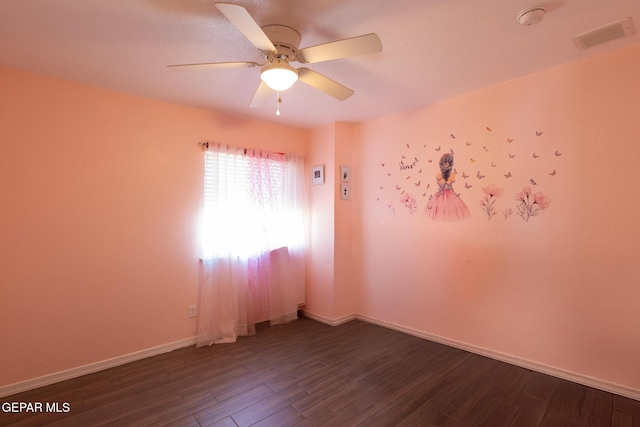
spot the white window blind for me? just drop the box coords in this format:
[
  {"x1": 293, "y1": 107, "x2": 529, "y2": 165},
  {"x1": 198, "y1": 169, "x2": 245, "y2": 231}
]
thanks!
[{"x1": 201, "y1": 145, "x2": 305, "y2": 259}]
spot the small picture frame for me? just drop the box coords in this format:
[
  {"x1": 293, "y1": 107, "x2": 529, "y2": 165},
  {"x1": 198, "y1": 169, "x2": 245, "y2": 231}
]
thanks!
[
  {"x1": 312, "y1": 165, "x2": 325, "y2": 185},
  {"x1": 340, "y1": 165, "x2": 351, "y2": 182},
  {"x1": 340, "y1": 183, "x2": 351, "y2": 200}
]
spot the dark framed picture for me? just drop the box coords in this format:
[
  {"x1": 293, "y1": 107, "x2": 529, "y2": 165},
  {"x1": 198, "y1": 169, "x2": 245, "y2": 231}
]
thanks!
[{"x1": 312, "y1": 165, "x2": 325, "y2": 185}]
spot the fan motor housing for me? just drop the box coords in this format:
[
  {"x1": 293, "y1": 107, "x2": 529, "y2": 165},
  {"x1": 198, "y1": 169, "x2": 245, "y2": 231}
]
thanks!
[{"x1": 262, "y1": 25, "x2": 301, "y2": 60}]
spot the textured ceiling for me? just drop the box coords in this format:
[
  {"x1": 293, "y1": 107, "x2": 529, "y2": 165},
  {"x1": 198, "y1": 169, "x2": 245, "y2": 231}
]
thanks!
[{"x1": 1, "y1": 0, "x2": 639, "y2": 129}]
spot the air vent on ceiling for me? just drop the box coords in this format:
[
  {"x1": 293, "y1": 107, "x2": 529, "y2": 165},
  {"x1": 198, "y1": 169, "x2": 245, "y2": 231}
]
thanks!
[{"x1": 572, "y1": 17, "x2": 636, "y2": 50}]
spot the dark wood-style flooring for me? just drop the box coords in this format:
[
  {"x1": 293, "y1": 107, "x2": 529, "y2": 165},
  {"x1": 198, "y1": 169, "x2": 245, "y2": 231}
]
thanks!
[{"x1": 2, "y1": 316, "x2": 639, "y2": 426}]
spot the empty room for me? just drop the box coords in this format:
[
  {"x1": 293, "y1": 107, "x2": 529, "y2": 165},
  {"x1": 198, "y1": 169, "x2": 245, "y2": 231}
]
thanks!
[{"x1": 1, "y1": 0, "x2": 640, "y2": 425}]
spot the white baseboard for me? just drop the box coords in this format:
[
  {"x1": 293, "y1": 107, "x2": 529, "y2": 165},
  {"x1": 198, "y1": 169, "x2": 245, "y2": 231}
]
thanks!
[
  {"x1": 356, "y1": 314, "x2": 640, "y2": 402},
  {"x1": 301, "y1": 309, "x2": 639, "y2": 401},
  {"x1": 300, "y1": 310, "x2": 355, "y2": 326},
  {"x1": 4, "y1": 316, "x2": 639, "y2": 402},
  {"x1": 0, "y1": 337, "x2": 196, "y2": 399}
]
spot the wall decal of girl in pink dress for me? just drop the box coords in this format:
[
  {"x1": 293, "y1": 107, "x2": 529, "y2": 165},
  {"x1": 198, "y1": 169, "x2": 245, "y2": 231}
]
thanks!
[{"x1": 425, "y1": 153, "x2": 471, "y2": 221}]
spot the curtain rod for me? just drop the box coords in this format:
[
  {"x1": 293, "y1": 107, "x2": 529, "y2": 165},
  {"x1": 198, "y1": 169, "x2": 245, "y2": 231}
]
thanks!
[
  {"x1": 198, "y1": 141, "x2": 243, "y2": 153},
  {"x1": 198, "y1": 141, "x2": 285, "y2": 156}
]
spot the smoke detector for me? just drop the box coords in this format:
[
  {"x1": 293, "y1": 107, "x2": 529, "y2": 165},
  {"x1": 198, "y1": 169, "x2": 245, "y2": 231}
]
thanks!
[{"x1": 517, "y1": 6, "x2": 546, "y2": 26}]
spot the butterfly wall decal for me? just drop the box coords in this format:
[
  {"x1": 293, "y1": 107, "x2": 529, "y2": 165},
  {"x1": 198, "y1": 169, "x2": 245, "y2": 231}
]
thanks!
[
  {"x1": 504, "y1": 172, "x2": 512, "y2": 178},
  {"x1": 477, "y1": 171, "x2": 485, "y2": 179}
]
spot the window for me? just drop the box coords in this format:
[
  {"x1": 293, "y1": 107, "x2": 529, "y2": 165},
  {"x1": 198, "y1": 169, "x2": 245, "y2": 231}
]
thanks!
[
  {"x1": 197, "y1": 143, "x2": 306, "y2": 344},
  {"x1": 201, "y1": 144, "x2": 306, "y2": 259}
]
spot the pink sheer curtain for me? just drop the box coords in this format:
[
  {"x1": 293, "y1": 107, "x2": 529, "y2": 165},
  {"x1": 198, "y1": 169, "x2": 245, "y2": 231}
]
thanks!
[{"x1": 196, "y1": 144, "x2": 306, "y2": 346}]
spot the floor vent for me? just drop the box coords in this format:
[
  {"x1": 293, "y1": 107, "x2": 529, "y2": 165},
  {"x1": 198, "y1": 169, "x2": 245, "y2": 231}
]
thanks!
[{"x1": 572, "y1": 17, "x2": 636, "y2": 50}]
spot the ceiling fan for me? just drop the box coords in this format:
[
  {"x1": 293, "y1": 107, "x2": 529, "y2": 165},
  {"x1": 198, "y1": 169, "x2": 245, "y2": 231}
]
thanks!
[{"x1": 167, "y1": 2, "x2": 383, "y2": 110}]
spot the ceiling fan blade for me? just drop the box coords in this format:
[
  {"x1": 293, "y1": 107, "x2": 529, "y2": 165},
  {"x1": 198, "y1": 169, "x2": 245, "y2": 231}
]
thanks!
[
  {"x1": 298, "y1": 33, "x2": 382, "y2": 64},
  {"x1": 297, "y1": 68, "x2": 354, "y2": 101},
  {"x1": 215, "y1": 3, "x2": 276, "y2": 53},
  {"x1": 250, "y1": 81, "x2": 273, "y2": 108},
  {"x1": 167, "y1": 61, "x2": 260, "y2": 71}
]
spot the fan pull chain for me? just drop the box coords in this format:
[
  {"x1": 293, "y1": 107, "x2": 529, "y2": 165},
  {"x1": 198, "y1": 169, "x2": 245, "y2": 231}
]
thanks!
[{"x1": 276, "y1": 91, "x2": 282, "y2": 116}]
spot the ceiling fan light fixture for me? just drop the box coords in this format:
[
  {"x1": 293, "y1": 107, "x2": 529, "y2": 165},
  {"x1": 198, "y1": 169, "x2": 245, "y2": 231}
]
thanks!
[{"x1": 261, "y1": 61, "x2": 298, "y2": 91}]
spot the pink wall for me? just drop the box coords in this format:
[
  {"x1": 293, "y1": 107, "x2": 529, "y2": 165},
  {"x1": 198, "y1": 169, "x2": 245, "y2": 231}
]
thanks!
[
  {"x1": 0, "y1": 65, "x2": 307, "y2": 389},
  {"x1": 305, "y1": 122, "x2": 357, "y2": 322},
  {"x1": 351, "y1": 43, "x2": 640, "y2": 394},
  {"x1": 333, "y1": 123, "x2": 357, "y2": 319},
  {"x1": 305, "y1": 125, "x2": 336, "y2": 319}
]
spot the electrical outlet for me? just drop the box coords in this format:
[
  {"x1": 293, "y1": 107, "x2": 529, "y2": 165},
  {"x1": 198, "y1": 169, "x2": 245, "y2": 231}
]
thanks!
[{"x1": 188, "y1": 305, "x2": 197, "y2": 318}]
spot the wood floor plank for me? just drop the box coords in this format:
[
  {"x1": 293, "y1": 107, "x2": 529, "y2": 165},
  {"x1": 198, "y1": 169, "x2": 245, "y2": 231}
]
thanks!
[
  {"x1": 194, "y1": 383, "x2": 275, "y2": 426},
  {"x1": 251, "y1": 406, "x2": 304, "y2": 427},
  {"x1": 134, "y1": 392, "x2": 219, "y2": 427},
  {"x1": 292, "y1": 374, "x2": 354, "y2": 415},
  {"x1": 206, "y1": 416, "x2": 241, "y2": 427},
  {"x1": 578, "y1": 387, "x2": 613, "y2": 426},
  {"x1": 395, "y1": 399, "x2": 455, "y2": 427},
  {"x1": 2, "y1": 316, "x2": 640, "y2": 426},
  {"x1": 611, "y1": 410, "x2": 633, "y2": 427},
  {"x1": 230, "y1": 384, "x2": 308, "y2": 427},
  {"x1": 542, "y1": 380, "x2": 587, "y2": 424},
  {"x1": 509, "y1": 391, "x2": 550, "y2": 426}
]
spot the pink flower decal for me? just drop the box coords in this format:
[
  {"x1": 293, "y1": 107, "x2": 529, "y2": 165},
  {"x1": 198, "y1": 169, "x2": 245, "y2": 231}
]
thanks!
[
  {"x1": 480, "y1": 184, "x2": 504, "y2": 220},
  {"x1": 482, "y1": 184, "x2": 504, "y2": 198},
  {"x1": 534, "y1": 192, "x2": 551, "y2": 209},
  {"x1": 516, "y1": 186, "x2": 550, "y2": 221},
  {"x1": 400, "y1": 193, "x2": 418, "y2": 215}
]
